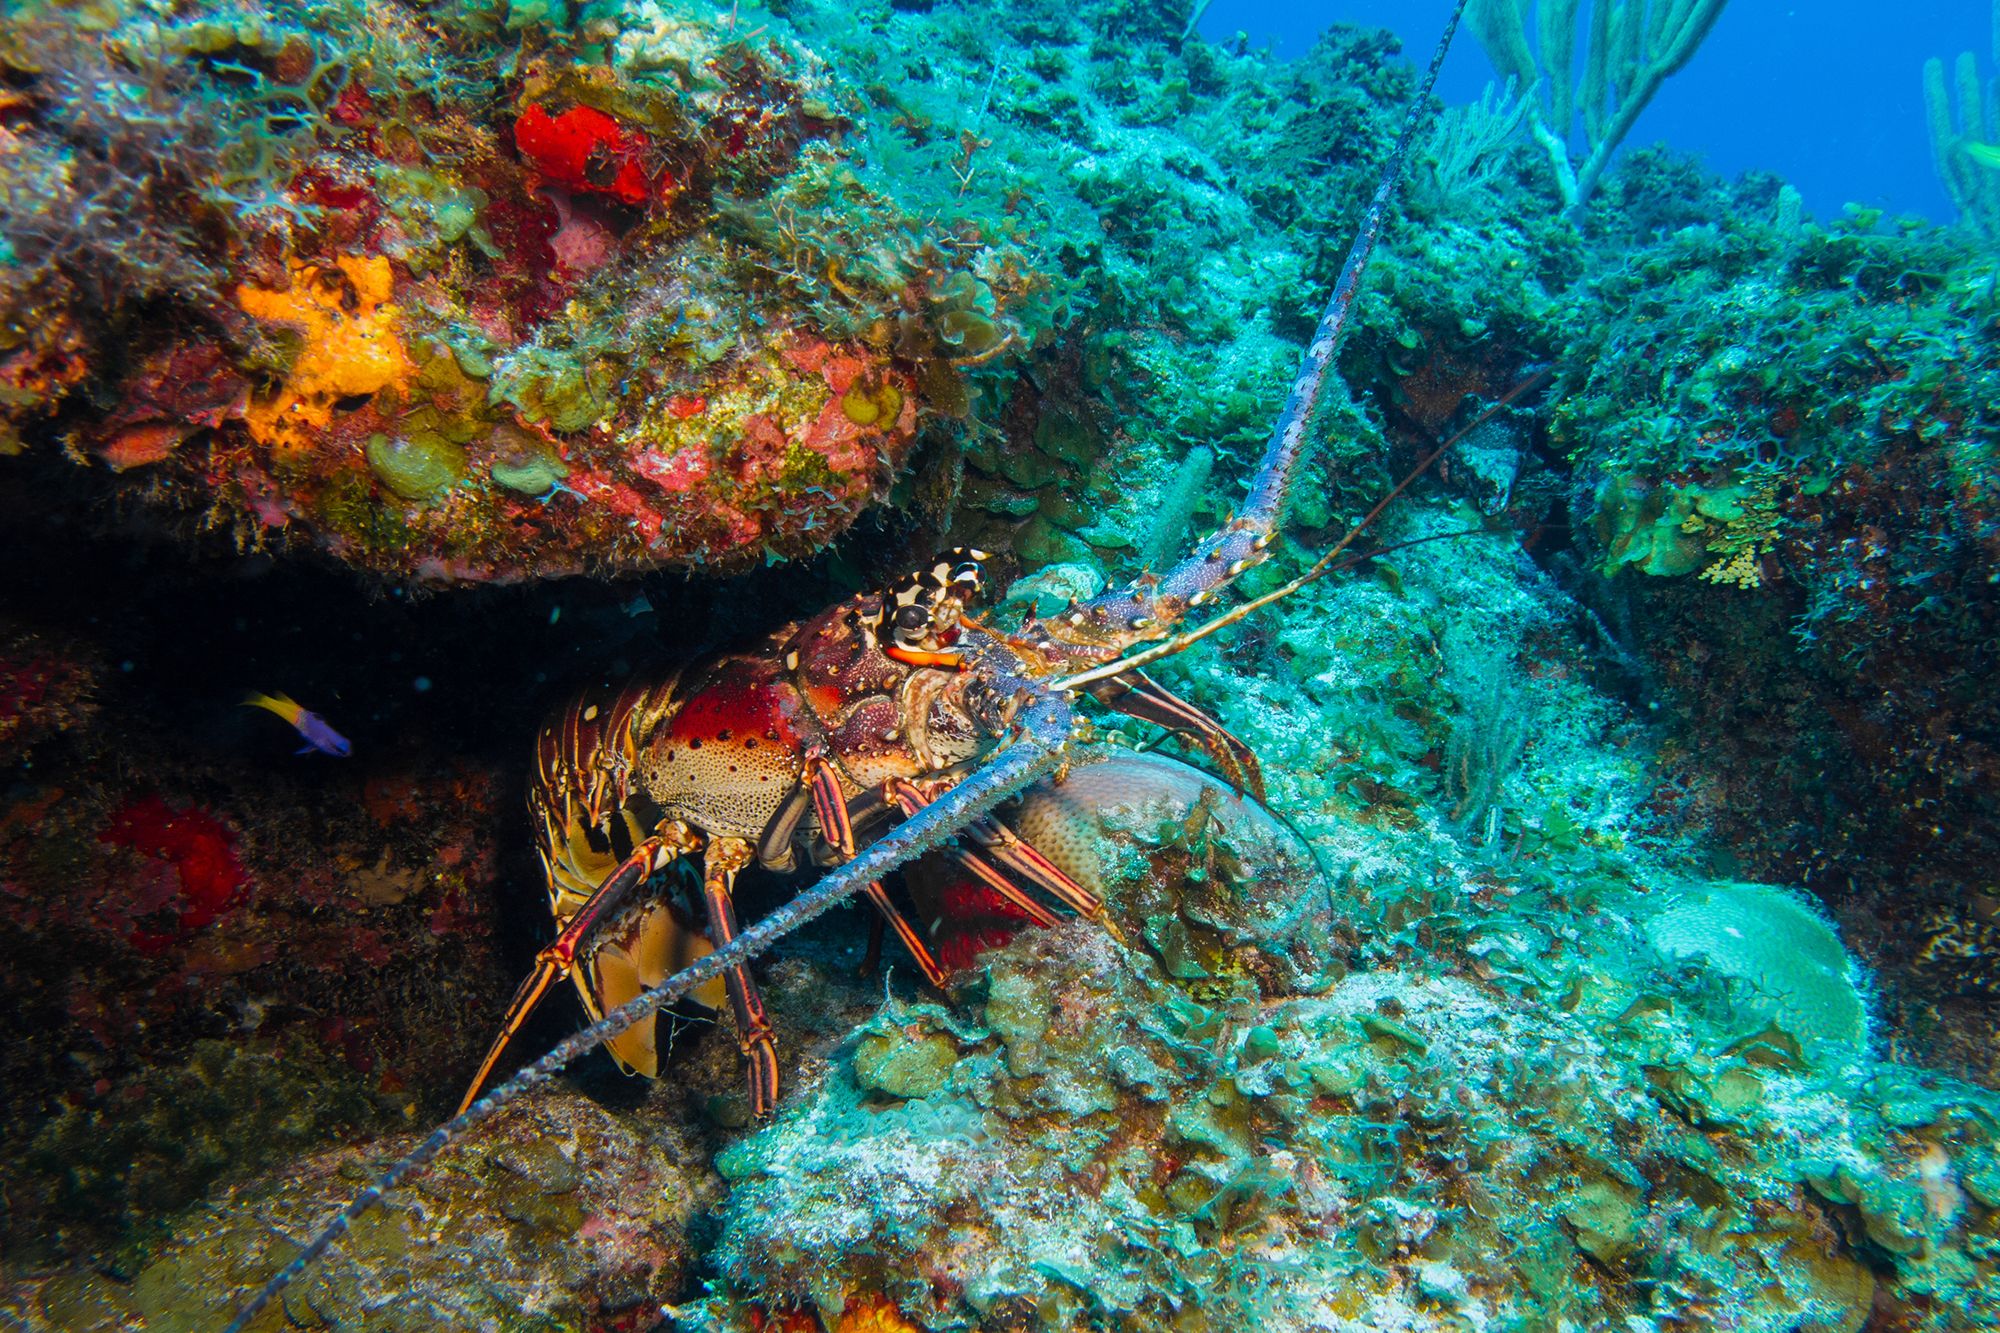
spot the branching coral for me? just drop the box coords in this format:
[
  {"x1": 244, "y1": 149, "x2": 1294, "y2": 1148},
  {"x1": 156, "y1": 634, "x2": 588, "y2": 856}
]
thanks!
[
  {"x1": 1468, "y1": 0, "x2": 1731, "y2": 209},
  {"x1": 1923, "y1": 0, "x2": 2000, "y2": 242},
  {"x1": 1684, "y1": 470, "x2": 1781, "y2": 588},
  {"x1": 1441, "y1": 649, "x2": 1532, "y2": 837},
  {"x1": 1410, "y1": 77, "x2": 1532, "y2": 219}
]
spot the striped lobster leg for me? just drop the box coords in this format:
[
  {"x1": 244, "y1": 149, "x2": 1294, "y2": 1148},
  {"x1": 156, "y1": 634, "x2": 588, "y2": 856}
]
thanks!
[
  {"x1": 456, "y1": 675, "x2": 715, "y2": 1114},
  {"x1": 226, "y1": 689, "x2": 1081, "y2": 1333}
]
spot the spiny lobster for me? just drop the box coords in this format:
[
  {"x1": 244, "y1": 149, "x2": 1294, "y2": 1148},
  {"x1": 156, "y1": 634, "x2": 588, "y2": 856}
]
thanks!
[{"x1": 228, "y1": 3, "x2": 1475, "y2": 1324}]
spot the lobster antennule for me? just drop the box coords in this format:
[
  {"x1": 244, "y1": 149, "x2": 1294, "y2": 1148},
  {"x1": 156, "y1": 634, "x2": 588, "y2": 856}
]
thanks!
[
  {"x1": 1056, "y1": 365, "x2": 1550, "y2": 693},
  {"x1": 1046, "y1": 0, "x2": 1471, "y2": 661},
  {"x1": 222, "y1": 688, "x2": 1077, "y2": 1333}
]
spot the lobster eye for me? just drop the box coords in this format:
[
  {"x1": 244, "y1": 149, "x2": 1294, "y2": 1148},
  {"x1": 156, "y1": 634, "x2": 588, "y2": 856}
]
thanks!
[{"x1": 893, "y1": 604, "x2": 930, "y2": 633}]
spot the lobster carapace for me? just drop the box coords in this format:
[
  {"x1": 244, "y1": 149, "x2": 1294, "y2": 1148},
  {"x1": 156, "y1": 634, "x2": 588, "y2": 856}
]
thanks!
[{"x1": 468, "y1": 550, "x2": 1111, "y2": 1119}]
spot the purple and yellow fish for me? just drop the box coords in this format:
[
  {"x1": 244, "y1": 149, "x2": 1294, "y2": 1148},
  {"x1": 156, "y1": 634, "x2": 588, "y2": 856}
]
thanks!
[{"x1": 244, "y1": 691, "x2": 352, "y2": 757}]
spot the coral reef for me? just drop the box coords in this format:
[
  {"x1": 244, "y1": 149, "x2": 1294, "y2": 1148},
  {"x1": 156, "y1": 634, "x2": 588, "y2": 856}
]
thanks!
[
  {"x1": 693, "y1": 730, "x2": 1993, "y2": 1331},
  {"x1": 0, "y1": 503, "x2": 576, "y2": 1259},
  {"x1": 0, "y1": 737, "x2": 519, "y2": 1255},
  {"x1": 0, "y1": 0, "x2": 1066, "y2": 582},
  {"x1": 0, "y1": 0, "x2": 1997, "y2": 1330},
  {"x1": 1550, "y1": 177, "x2": 2000, "y2": 1000},
  {"x1": 0, "y1": 0, "x2": 1563, "y2": 590},
  {"x1": 1, "y1": 1087, "x2": 724, "y2": 1331},
  {"x1": 668, "y1": 513, "x2": 2000, "y2": 1330}
]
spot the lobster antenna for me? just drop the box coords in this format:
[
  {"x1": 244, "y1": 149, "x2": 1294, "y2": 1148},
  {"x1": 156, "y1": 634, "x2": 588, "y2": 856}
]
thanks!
[
  {"x1": 222, "y1": 695, "x2": 1072, "y2": 1333},
  {"x1": 1057, "y1": 367, "x2": 1547, "y2": 692},
  {"x1": 1234, "y1": 0, "x2": 1471, "y2": 533},
  {"x1": 225, "y1": 8, "x2": 1477, "y2": 1325},
  {"x1": 1045, "y1": 0, "x2": 1472, "y2": 652}
]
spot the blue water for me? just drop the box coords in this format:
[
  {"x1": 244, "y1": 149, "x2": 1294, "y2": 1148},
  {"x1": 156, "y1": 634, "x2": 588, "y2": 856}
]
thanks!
[{"x1": 1202, "y1": 0, "x2": 1987, "y2": 225}]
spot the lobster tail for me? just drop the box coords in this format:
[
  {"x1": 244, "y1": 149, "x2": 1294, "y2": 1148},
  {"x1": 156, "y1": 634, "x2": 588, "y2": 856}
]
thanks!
[{"x1": 1044, "y1": 0, "x2": 1472, "y2": 661}]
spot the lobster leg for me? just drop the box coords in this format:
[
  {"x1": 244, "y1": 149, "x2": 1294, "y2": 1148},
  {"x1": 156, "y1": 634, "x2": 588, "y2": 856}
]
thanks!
[
  {"x1": 862, "y1": 881, "x2": 950, "y2": 988},
  {"x1": 890, "y1": 780, "x2": 1057, "y2": 927},
  {"x1": 965, "y1": 815, "x2": 1105, "y2": 920},
  {"x1": 1088, "y1": 670, "x2": 1266, "y2": 802},
  {"x1": 457, "y1": 959, "x2": 566, "y2": 1118},
  {"x1": 804, "y1": 751, "x2": 949, "y2": 988},
  {"x1": 891, "y1": 779, "x2": 1099, "y2": 922},
  {"x1": 939, "y1": 845, "x2": 1062, "y2": 928},
  {"x1": 861, "y1": 911, "x2": 887, "y2": 976},
  {"x1": 805, "y1": 745, "x2": 856, "y2": 857},
  {"x1": 753, "y1": 778, "x2": 811, "y2": 872},
  {"x1": 700, "y1": 835, "x2": 782, "y2": 1119},
  {"x1": 456, "y1": 825, "x2": 699, "y2": 1116}
]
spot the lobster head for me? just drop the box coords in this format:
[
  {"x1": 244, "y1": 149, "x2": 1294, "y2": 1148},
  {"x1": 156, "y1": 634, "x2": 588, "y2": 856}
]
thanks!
[
  {"x1": 860, "y1": 548, "x2": 989, "y2": 667},
  {"x1": 849, "y1": 547, "x2": 1053, "y2": 753}
]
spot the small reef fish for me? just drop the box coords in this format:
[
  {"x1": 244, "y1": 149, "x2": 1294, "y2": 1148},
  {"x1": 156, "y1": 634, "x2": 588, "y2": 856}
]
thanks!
[
  {"x1": 243, "y1": 691, "x2": 352, "y2": 757},
  {"x1": 1963, "y1": 140, "x2": 2000, "y2": 169}
]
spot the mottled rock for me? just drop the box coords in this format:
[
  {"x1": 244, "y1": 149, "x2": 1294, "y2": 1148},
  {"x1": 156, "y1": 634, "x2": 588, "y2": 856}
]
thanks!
[{"x1": 0, "y1": 1088, "x2": 720, "y2": 1332}]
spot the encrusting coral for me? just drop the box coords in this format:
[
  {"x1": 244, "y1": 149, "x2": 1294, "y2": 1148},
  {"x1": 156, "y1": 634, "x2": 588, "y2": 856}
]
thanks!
[
  {"x1": 7, "y1": 1089, "x2": 724, "y2": 1330},
  {"x1": 0, "y1": 0, "x2": 1062, "y2": 582},
  {"x1": 236, "y1": 255, "x2": 418, "y2": 459}
]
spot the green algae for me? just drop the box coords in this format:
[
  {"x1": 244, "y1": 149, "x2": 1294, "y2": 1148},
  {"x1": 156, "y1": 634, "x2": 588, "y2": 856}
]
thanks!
[
  {"x1": 492, "y1": 347, "x2": 617, "y2": 435},
  {"x1": 490, "y1": 449, "x2": 569, "y2": 495},
  {"x1": 366, "y1": 432, "x2": 467, "y2": 502},
  {"x1": 374, "y1": 164, "x2": 496, "y2": 272},
  {"x1": 311, "y1": 466, "x2": 412, "y2": 550},
  {"x1": 853, "y1": 1026, "x2": 960, "y2": 1101},
  {"x1": 1591, "y1": 473, "x2": 1710, "y2": 577},
  {"x1": 776, "y1": 441, "x2": 837, "y2": 493}
]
